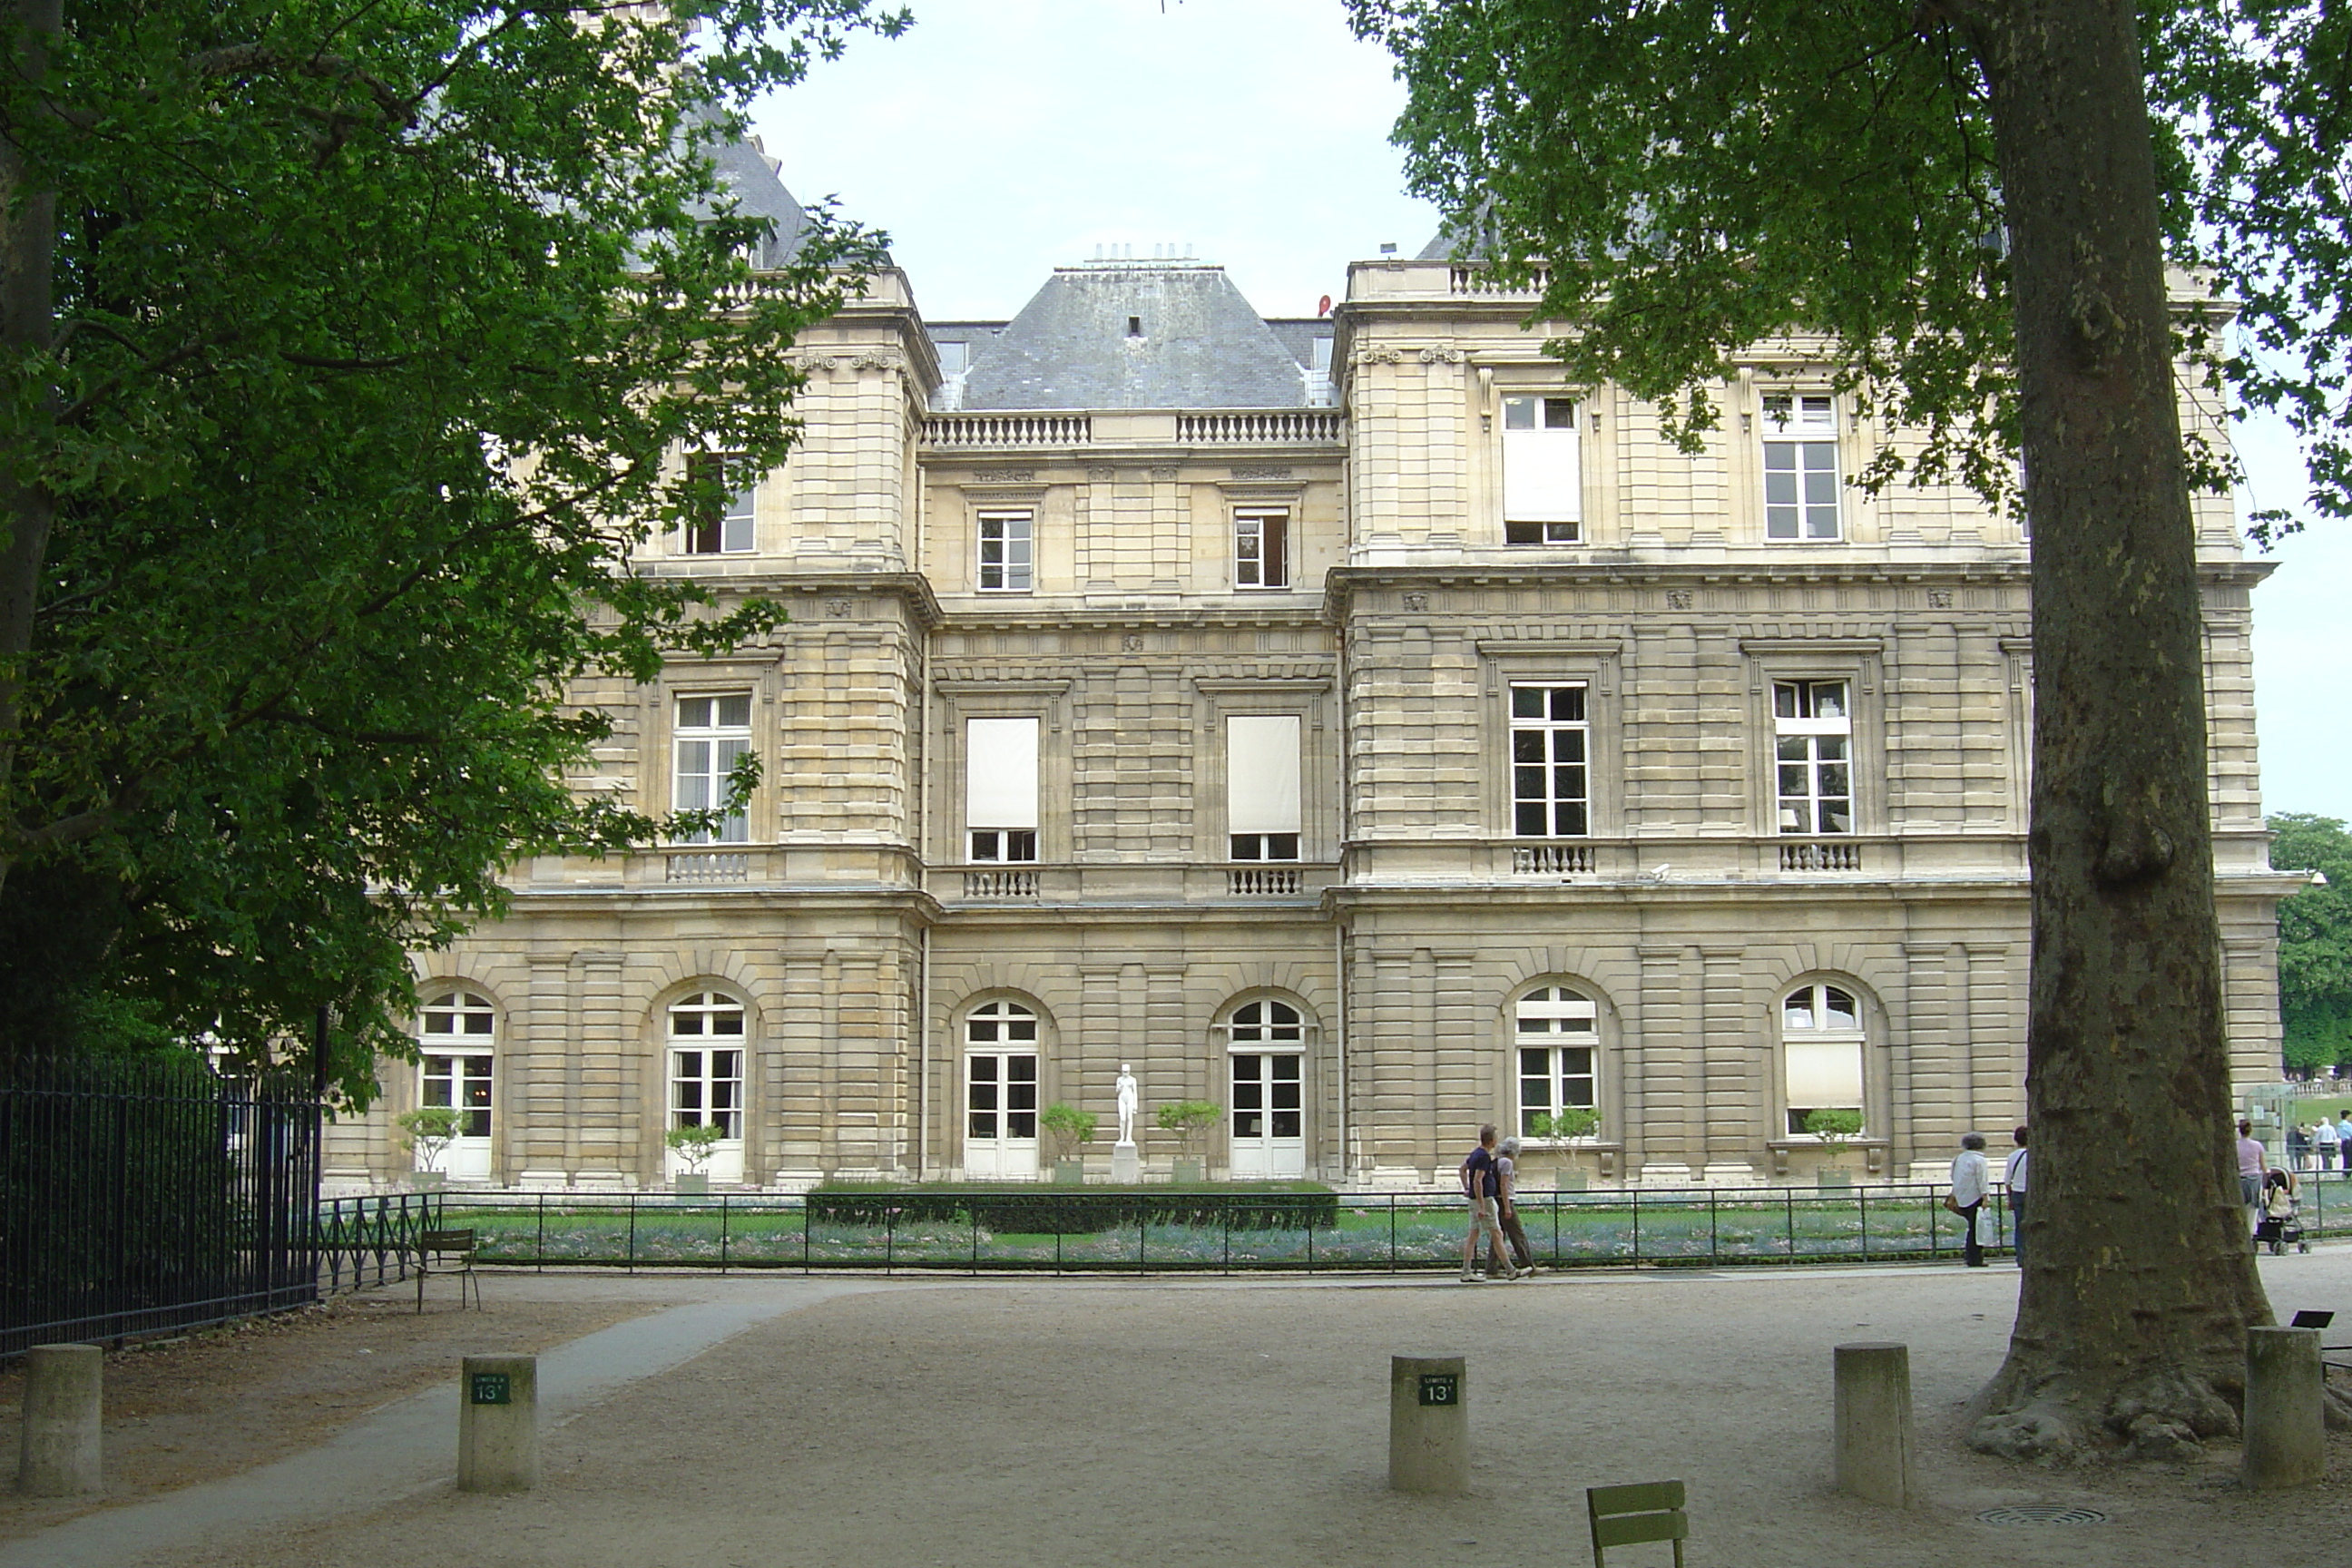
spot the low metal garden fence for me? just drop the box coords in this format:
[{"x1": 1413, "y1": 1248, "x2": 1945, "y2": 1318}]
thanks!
[{"x1": 397, "y1": 1179, "x2": 2165, "y2": 1276}]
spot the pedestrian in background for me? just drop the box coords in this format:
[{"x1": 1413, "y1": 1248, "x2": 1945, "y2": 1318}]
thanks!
[
  {"x1": 1950, "y1": 1132, "x2": 1990, "y2": 1268},
  {"x1": 2238, "y1": 1119, "x2": 2267, "y2": 1226},
  {"x1": 1458, "y1": 1124, "x2": 1522, "y2": 1283},
  {"x1": 2316, "y1": 1112, "x2": 2340, "y2": 1174},
  {"x1": 1491, "y1": 1135, "x2": 1537, "y2": 1276},
  {"x1": 2004, "y1": 1125, "x2": 2029, "y2": 1269}
]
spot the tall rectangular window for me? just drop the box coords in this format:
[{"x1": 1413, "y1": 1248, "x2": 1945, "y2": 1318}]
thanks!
[
  {"x1": 1774, "y1": 680, "x2": 1852, "y2": 834},
  {"x1": 1510, "y1": 683, "x2": 1589, "y2": 837},
  {"x1": 1502, "y1": 394, "x2": 1582, "y2": 544},
  {"x1": 1227, "y1": 714, "x2": 1301, "y2": 861},
  {"x1": 1761, "y1": 393, "x2": 1840, "y2": 541},
  {"x1": 965, "y1": 717, "x2": 1039, "y2": 862},
  {"x1": 1234, "y1": 509, "x2": 1289, "y2": 589},
  {"x1": 978, "y1": 510, "x2": 1033, "y2": 593},
  {"x1": 682, "y1": 453, "x2": 757, "y2": 554},
  {"x1": 674, "y1": 694, "x2": 752, "y2": 843}
]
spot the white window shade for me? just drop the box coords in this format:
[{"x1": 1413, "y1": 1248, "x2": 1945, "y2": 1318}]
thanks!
[
  {"x1": 965, "y1": 718, "x2": 1038, "y2": 828},
  {"x1": 1227, "y1": 715, "x2": 1301, "y2": 834},
  {"x1": 1785, "y1": 1039, "x2": 1864, "y2": 1107},
  {"x1": 1503, "y1": 424, "x2": 1582, "y2": 522}
]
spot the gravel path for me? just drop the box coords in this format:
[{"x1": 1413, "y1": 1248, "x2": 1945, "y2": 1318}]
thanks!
[{"x1": 9, "y1": 1251, "x2": 2352, "y2": 1567}]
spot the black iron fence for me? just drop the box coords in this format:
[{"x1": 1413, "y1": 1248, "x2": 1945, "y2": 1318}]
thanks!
[
  {"x1": 422, "y1": 1182, "x2": 2068, "y2": 1274},
  {"x1": 0, "y1": 1054, "x2": 323, "y2": 1357},
  {"x1": 316, "y1": 1192, "x2": 442, "y2": 1293}
]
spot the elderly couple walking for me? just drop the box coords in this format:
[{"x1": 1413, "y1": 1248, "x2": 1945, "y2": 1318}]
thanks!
[{"x1": 1460, "y1": 1123, "x2": 1536, "y2": 1282}]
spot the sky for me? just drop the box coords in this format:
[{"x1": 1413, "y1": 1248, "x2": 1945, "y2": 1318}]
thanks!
[{"x1": 752, "y1": 0, "x2": 2352, "y2": 821}]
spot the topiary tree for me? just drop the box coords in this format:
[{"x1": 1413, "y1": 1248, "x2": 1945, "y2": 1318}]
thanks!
[
  {"x1": 666, "y1": 1122, "x2": 727, "y2": 1177},
  {"x1": 1155, "y1": 1099, "x2": 1223, "y2": 1161},
  {"x1": 395, "y1": 1105, "x2": 461, "y2": 1174},
  {"x1": 1531, "y1": 1106, "x2": 1602, "y2": 1142},
  {"x1": 1039, "y1": 1102, "x2": 1097, "y2": 1165},
  {"x1": 1803, "y1": 1108, "x2": 1867, "y2": 1172}
]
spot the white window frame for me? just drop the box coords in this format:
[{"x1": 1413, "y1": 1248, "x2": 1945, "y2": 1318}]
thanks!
[
  {"x1": 1773, "y1": 680, "x2": 1852, "y2": 836},
  {"x1": 1760, "y1": 392, "x2": 1841, "y2": 542},
  {"x1": 673, "y1": 692, "x2": 753, "y2": 844},
  {"x1": 1226, "y1": 1000, "x2": 1307, "y2": 1178},
  {"x1": 417, "y1": 990, "x2": 496, "y2": 1180},
  {"x1": 1234, "y1": 507, "x2": 1290, "y2": 590},
  {"x1": 1509, "y1": 682, "x2": 1591, "y2": 838},
  {"x1": 1514, "y1": 986, "x2": 1599, "y2": 1141},
  {"x1": 964, "y1": 1000, "x2": 1041, "y2": 1179},
  {"x1": 1781, "y1": 982, "x2": 1866, "y2": 1136},
  {"x1": 965, "y1": 716, "x2": 1040, "y2": 864},
  {"x1": 1501, "y1": 393, "x2": 1583, "y2": 544},
  {"x1": 681, "y1": 452, "x2": 757, "y2": 555},
  {"x1": 977, "y1": 509, "x2": 1034, "y2": 593},
  {"x1": 1226, "y1": 713, "x2": 1302, "y2": 862}
]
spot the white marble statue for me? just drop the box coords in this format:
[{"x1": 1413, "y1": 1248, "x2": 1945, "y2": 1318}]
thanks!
[{"x1": 1115, "y1": 1063, "x2": 1139, "y2": 1145}]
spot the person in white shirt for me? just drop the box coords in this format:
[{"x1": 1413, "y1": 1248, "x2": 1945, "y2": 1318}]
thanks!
[
  {"x1": 2003, "y1": 1126, "x2": 2029, "y2": 1269},
  {"x1": 2317, "y1": 1113, "x2": 2340, "y2": 1174},
  {"x1": 1951, "y1": 1132, "x2": 1991, "y2": 1268}
]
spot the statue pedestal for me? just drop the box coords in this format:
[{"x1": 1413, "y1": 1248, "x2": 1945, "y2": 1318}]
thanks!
[{"x1": 1111, "y1": 1142, "x2": 1141, "y2": 1184}]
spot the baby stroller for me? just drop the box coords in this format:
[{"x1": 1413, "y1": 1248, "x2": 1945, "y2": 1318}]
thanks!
[{"x1": 2256, "y1": 1169, "x2": 2309, "y2": 1255}]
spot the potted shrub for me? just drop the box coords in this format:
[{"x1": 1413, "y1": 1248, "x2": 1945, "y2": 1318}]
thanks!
[
  {"x1": 396, "y1": 1105, "x2": 462, "y2": 1190},
  {"x1": 1039, "y1": 1102, "x2": 1096, "y2": 1184},
  {"x1": 667, "y1": 1122, "x2": 726, "y2": 1194},
  {"x1": 1156, "y1": 1099, "x2": 1223, "y2": 1183},
  {"x1": 1531, "y1": 1106, "x2": 1602, "y2": 1190},
  {"x1": 1805, "y1": 1108, "x2": 1866, "y2": 1186}
]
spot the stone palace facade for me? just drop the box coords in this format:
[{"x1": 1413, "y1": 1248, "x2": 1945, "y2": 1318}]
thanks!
[{"x1": 324, "y1": 149, "x2": 2295, "y2": 1193}]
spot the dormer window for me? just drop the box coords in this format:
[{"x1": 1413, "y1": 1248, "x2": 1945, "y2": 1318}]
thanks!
[{"x1": 1127, "y1": 316, "x2": 1142, "y2": 338}]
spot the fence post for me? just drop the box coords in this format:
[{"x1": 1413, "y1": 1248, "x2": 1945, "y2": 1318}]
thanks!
[
  {"x1": 1710, "y1": 1189, "x2": 1719, "y2": 1260},
  {"x1": 1389, "y1": 1195, "x2": 1397, "y2": 1273},
  {"x1": 1858, "y1": 1187, "x2": 1869, "y2": 1258},
  {"x1": 802, "y1": 1193, "x2": 811, "y2": 1273},
  {"x1": 1388, "y1": 1354, "x2": 1470, "y2": 1494},
  {"x1": 1833, "y1": 1342, "x2": 1917, "y2": 1507},
  {"x1": 2244, "y1": 1326, "x2": 2326, "y2": 1489},
  {"x1": 16, "y1": 1344, "x2": 103, "y2": 1496},
  {"x1": 457, "y1": 1355, "x2": 538, "y2": 1493},
  {"x1": 1632, "y1": 1189, "x2": 1642, "y2": 1263}
]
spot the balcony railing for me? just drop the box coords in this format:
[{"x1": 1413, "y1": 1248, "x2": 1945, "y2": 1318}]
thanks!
[
  {"x1": 666, "y1": 851, "x2": 750, "y2": 885},
  {"x1": 1448, "y1": 265, "x2": 1551, "y2": 297},
  {"x1": 1177, "y1": 411, "x2": 1344, "y2": 445},
  {"x1": 1779, "y1": 841, "x2": 1864, "y2": 873},
  {"x1": 1512, "y1": 843, "x2": 1596, "y2": 875},
  {"x1": 925, "y1": 414, "x2": 1092, "y2": 448},
  {"x1": 1227, "y1": 867, "x2": 1303, "y2": 896},
  {"x1": 963, "y1": 868, "x2": 1040, "y2": 899}
]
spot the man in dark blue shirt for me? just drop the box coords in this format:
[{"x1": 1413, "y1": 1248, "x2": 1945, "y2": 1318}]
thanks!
[{"x1": 1459, "y1": 1123, "x2": 1522, "y2": 1282}]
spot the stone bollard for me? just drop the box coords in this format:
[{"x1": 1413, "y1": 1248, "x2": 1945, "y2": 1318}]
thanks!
[
  {"x1": 2244, "y1": 1327, "x2": 2325, "y2": 1490},
  {"x1": 1389, "y1": 1354, "x2": 1468, "y2": 1494},
  {"x1": 457, "y1": 1355, "x2": 538, "y2": 1493},
  {"x1": 1833, "y1": 1342, "x2": 1916, "y2": 1508},
  {"x1": 16, "y1": 1344, "x2": 103, "y2": 1497}
]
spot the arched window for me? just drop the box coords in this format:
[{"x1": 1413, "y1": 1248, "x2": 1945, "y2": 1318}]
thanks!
[
  {"x1": 417, "y1": 991, "x2": 495, "y2": 1179},
  {"x1": 965, "y1": 1001, "x2": 1039, "y2": 1178},
  {"x1": 667, "y1": 992, "x2": 745, "y2": 1139},
  {"x1": 1515, "y1": 986, "x2": 1598, "y2": 1139},
  {"x1": 1782, "y1": 982, "x2": 1865, "y2": 1135},
  {"x1": 1227, "y1": 1000, "x2": 1306, "y2": 1177}
]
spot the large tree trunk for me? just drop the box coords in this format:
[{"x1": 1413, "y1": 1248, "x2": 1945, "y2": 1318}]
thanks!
[
  {"x1": 1962, "y1": 0, "x2": 2273, "y2": 1461},
  {"x1": 0, "y1": 0, "x2": 63, "y2": 904}
]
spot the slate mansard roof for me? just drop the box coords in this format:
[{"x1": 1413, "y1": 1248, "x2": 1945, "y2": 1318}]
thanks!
[{"x1": 949, "y1": 262, "x2": 1327, "y2": 412}]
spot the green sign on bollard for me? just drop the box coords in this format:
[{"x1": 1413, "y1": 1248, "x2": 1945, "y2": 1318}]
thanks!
[
  {"x1": 470, "y1": 1372, "x2": 512, "y2": 1406},
  {"x1": 1417, "y1": 1373, "x2": 1459, "y2": 1407}
]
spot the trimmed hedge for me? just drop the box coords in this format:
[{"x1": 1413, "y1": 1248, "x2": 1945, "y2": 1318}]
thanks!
[{"x1": 808, "y1": 1181, "x2": 1338, "y2": 1235}]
